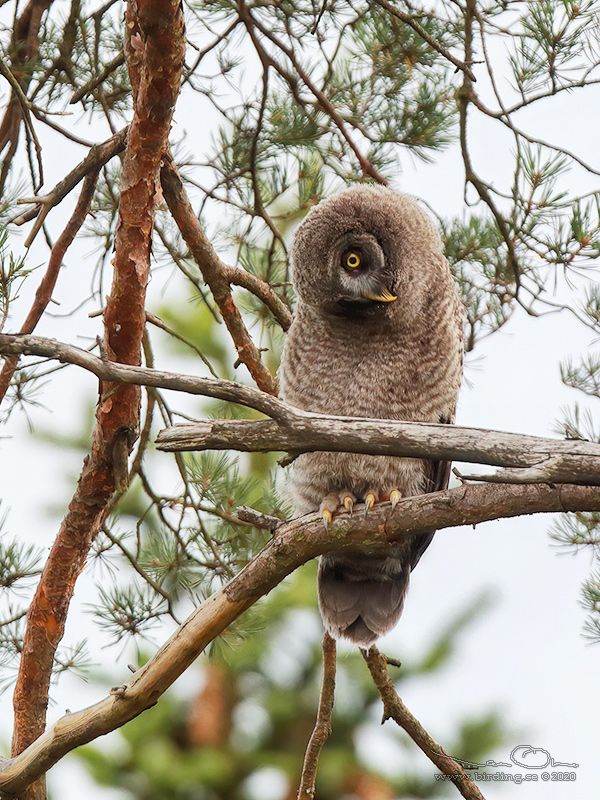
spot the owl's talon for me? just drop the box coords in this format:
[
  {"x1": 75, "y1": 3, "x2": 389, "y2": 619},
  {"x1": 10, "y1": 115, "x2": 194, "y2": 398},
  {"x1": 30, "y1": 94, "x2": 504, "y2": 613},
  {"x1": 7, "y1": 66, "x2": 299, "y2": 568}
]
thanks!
[
  {"x1": 343, "y1": 495, "x2": 354, "y2": 515},
  {"x1": 364, "y1": 493, "x2": 376, "y2": 515},
  {"x1": 322, "y1": 509, "x2": 332, "y2": 529},
  {"x1": 389, "y1": 489, "x2": 402, "y2": 512}
]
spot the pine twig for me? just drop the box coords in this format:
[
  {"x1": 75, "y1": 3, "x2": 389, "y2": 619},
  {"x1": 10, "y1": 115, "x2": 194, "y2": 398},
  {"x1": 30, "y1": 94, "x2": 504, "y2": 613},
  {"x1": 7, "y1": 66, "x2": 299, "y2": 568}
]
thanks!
[
  {"x1": 361, "y1": 647, "x2": 486, "y2": 800},
  {"x1": 297, "y1": 632, "x2": 336, "y2": 800},
  {"x1": 372, "y1": 0, "x2": 477, "y2": 82},
  {"x1": 0, "y1": 168, "x2": 100, "y2": 404},
  {"x1": 160, "y1": 155, "x2": 280, "y2": 395},
  {"x1": 69, "y1": 52, "x2": 126, "y2": 104}
]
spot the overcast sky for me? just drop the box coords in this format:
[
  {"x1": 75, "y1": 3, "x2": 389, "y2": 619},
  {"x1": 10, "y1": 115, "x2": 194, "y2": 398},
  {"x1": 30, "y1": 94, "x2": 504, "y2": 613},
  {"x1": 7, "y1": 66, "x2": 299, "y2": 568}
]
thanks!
[{"x1": 2, "y1": 7, "x2": 600, "y2": 799}]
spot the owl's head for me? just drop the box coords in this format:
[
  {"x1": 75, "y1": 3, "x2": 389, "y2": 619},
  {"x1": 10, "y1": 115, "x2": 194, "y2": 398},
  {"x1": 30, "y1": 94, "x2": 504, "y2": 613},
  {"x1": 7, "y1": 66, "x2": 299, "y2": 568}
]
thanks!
[{"x1": 291, "y1": 185, "x2": 445, "y2": 319}]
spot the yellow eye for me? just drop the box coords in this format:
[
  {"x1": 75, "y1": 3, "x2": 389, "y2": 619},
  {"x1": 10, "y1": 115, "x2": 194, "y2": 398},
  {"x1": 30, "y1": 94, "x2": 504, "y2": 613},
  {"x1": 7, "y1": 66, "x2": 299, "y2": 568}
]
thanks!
[{"x1": 345, "y1": 252, "x2": 361, "y2": 270}]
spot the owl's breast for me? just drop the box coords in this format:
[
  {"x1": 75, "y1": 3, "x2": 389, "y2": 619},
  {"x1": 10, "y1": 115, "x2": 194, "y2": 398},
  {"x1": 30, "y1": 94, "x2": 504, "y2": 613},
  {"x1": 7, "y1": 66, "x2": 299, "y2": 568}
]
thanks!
[{"x1": 280, "y1": 314, "x2": 448, "y2": 422}]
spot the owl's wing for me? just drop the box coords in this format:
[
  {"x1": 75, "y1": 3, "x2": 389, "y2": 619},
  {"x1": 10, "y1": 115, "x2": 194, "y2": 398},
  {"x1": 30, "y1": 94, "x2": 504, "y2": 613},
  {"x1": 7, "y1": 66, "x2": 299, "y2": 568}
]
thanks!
[{"x1": 408, "y1": 417, "x2": 454, "y2": 571}]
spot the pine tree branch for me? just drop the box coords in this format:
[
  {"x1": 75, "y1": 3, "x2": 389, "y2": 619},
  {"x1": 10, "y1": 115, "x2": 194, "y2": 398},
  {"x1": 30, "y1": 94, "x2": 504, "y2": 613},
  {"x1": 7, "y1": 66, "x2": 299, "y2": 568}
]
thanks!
[
  {"x1": 371, "y1": 0, "x2": 477, "y2": 82},
  {"x1": 0, "y1": 333, "x2": 287, "y2": 420},
  {"x1": 1, "y1": 481, "x2": 599, "y2": 798},
  {"x1": 9, "y1": 0, "x2": 186, "y2": 789},
  {"x1": 297, "y1": 632, "x2": 336, "y2": 800},
  {"x1": 361, "y1": 647, "x2": 485, "y2": 800},
  {"x1": 160, "y1": 156, "x2": 281, "y2": 395},
  {"x1": 0, "y1": 169, "x2": 100, "y2": 404},
  {"x1": 3, "y1": 332, "x2": 600, "y2": 483},
  {"x1": 155, "y1": 417, "x2": 600, "y2": 485}
]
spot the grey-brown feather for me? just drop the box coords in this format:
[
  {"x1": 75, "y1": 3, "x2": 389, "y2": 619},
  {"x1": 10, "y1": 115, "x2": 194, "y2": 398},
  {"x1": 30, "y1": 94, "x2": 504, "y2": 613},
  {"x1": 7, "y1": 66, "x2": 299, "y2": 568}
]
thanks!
[{"x1": 280, "y1": 185, "x2": 464, "y2": 645}]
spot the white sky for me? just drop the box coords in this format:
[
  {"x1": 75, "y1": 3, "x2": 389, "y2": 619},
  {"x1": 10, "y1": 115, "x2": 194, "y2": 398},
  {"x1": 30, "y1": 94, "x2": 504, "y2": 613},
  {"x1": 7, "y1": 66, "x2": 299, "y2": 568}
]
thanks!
[{"x1": 1, "y1": 5, "x2": 600, "y2": 799}]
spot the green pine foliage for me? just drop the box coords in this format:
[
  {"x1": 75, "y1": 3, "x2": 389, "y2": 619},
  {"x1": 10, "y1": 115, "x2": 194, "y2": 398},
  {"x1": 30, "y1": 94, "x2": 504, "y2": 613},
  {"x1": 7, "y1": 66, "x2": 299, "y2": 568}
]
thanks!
[{"x1": 75, "y1": 572, "x2": 508, "y2": 800}]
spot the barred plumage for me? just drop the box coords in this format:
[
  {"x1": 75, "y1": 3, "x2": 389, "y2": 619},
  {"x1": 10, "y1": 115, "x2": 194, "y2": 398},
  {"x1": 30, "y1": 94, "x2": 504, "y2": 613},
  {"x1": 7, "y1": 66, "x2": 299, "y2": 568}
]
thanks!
[{"x1": 280, "y1": 185, "x2": 464, "y2": 645}]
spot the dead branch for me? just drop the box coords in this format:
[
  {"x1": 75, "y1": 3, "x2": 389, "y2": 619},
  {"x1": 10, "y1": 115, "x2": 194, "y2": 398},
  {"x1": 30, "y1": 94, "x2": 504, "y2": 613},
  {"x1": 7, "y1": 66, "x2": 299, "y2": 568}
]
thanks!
[
  {"x1": 297, "y1": 632, "x2": 337, "y2": 800},
  {"x1": 13, "y1": 127, "x2": 128, "y2": 245},
  {"x1": 1, "y1": 480, "x2": 599, "y2": 798},
  {"x1": 160, "y1": 156, "x2": 280, "y2": 394},
  {"x1": 362, "y1": 647, "x2": 485, "y2": 800},
  {"x1": 9, "y1": 0, "x2": 186, "y2": 788},
  {"x1": 156, "y1": 418, "x2": 600, "y2": 486},
  {"x1": 3, "y1": 332, "x2": 600, "y2": 484},
  {"x1": 0, "y1": 333, "x2": 287, "y2": 420},
  {"x1": 236, "y1": 505, "x2": 283, "y2": 530},
  {"x1": 0, "y1": 169, "x2": 100, "y2": 403}
]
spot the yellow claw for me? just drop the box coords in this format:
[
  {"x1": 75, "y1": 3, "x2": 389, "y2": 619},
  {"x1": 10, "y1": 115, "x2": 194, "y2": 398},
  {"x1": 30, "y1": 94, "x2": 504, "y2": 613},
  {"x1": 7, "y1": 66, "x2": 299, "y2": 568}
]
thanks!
[
  {"x1": 343, "y1": 495, "x2": 354, "y2": 515},
  {"x1": 322, "y1": 509, "x2": 332, "y2": 529},
  {"x1": 364, "y1": 493, "x2": 376, "y2": 515},
  {"x1": 390, "y1": 490, "x2": 402, "y2": 512}
]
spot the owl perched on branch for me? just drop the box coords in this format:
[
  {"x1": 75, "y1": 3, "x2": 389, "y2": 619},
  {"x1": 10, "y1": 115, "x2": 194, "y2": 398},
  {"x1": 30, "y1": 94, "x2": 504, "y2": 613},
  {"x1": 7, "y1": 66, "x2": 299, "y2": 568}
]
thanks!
[{"x1": 280, "y1": 185, "x2": 464, "y2": 646}]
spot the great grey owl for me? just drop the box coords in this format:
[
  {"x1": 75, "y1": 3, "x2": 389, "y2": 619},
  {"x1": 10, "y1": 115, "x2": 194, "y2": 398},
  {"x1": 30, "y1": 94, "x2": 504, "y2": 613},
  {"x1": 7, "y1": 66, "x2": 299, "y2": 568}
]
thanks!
[{"x1": 279, "y1": 185, "x2": 464, "y2": 646}]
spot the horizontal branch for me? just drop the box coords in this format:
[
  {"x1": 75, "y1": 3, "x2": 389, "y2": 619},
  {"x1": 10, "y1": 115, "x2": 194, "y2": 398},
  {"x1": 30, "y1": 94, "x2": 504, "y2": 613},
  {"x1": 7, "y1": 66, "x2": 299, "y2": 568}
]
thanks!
[
  {"x1": 155, "y1": 417, "x2": 600, "y2": 486},
  {"x1": 0, "y1": 333, "x2": 287, "y2": 421},
  {"x1": 1, "y1": 480, "x2": 599, "y2": 797},
  {"x1": 3, "y1": 333, "x2": 600, "y2": 484}
]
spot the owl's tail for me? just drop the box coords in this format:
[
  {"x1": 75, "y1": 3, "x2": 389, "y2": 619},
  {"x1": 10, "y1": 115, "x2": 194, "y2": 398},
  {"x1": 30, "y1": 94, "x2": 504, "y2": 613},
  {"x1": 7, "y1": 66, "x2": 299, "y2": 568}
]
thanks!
[{"x1": 317, "y1": 549, "x2": 413, "y2": 646}]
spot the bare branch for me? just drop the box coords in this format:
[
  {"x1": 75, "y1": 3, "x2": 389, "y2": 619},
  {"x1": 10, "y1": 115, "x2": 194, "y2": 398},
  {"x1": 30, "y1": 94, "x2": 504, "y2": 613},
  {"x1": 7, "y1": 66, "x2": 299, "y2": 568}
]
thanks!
[
  {"x1": 362, "y1": 647, "x2": 485, "y2": 800},
  {"x1": 160, "y1": 156, "x2": 280, "y2": 394},
  {"x1": 1, "y1": 480, "x2": 600, "y2": 797},
  {"x1": 0, "y1": 333, "x2": 288, "y2": 420},
  {"x1": 236, "y1": 505, "x2": 283, "y2": 530},
  {"x1": 13, "y1": 127, "x2": 128, "y2": 245},
  {"x1": 3, "y1": 333, "x2": 600, "y2": 483},
  {"x1": 297, "y1": 632, "x2": 336, "y2": 800},
  {"x1": 155, "y1": 417, "x2": 600, "y2": 486}
]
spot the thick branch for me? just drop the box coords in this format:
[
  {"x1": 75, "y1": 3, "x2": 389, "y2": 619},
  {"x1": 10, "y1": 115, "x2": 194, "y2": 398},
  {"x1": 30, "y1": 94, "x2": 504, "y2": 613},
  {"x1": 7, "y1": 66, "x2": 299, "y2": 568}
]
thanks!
[
  {"x1": 1, "y1": 481, "x2": 599, "y2": 797},
  {"x1": 156, "y1": 418, "x2": 600, "y2": 485},
  {"x1": 3, "y1": 333, "x2": 600, "y2": 483},
  {"x1": 362, "y1": 648, "x2": 485, "y2": 800},
  {"x1": 10, "y1": 0, "x2": 186, "y2": 781}
]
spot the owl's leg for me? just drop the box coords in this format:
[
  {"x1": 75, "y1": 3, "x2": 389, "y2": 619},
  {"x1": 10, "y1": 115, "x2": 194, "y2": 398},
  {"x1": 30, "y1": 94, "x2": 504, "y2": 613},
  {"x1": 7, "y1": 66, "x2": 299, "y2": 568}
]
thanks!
[
  {"x1": 364, "y1": 488, "x2": 403, "y2": 515},
  {"x1": 320, "y1": 491, "x2": 357, "y2": 528}
]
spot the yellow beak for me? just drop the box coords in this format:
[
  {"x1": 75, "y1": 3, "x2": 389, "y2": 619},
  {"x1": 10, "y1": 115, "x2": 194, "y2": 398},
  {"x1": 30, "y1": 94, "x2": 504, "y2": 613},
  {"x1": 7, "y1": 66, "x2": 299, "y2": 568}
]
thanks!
[{"x1": 363, "y1": 289, "x2": 397, "y2": 302}]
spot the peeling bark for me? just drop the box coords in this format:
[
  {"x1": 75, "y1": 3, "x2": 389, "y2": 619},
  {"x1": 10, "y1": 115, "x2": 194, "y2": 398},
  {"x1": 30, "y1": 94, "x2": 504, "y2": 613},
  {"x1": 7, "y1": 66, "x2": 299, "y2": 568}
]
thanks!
[{"x1": 9, "y1": 3, "x2": 186, "y2": 798}]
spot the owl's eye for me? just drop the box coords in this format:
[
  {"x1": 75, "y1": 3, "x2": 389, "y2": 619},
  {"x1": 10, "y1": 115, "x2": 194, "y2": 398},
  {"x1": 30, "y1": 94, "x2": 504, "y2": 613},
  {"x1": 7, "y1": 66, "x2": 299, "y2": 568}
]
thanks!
[{"x1": 343, "y1": 251, "x2": 362, "y2": 271}]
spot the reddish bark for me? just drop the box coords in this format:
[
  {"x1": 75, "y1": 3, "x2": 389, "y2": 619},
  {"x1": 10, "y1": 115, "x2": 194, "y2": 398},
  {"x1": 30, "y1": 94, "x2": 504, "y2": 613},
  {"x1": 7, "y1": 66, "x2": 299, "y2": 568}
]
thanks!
[
  {"x1": 161, "y1": 158, "x2": 279, "y2": 395},
  {"x1": 10, "y1": 2, "x2": 186, "y2": 796},
  {"x1": 0, "y1": 0, "x2": 54, "y2": 193}
]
